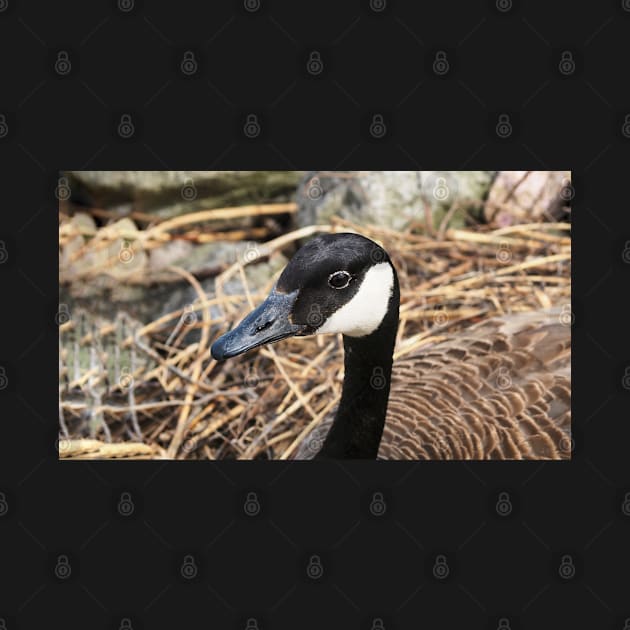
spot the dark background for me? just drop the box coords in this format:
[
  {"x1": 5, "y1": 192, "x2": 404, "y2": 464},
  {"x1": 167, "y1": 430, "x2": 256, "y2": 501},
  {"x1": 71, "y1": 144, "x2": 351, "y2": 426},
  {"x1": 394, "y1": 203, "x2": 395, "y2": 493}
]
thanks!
[{"x1": 1, "y1": 1, "x2": 629, "y2": 628}]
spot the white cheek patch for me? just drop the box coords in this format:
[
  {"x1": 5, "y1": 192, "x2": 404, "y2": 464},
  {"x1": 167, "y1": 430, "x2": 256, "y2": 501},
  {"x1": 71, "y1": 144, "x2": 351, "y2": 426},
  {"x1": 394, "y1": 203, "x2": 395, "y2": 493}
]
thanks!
[{"x1": 317, "y1": 262, "x2": 394, "y2": 337}]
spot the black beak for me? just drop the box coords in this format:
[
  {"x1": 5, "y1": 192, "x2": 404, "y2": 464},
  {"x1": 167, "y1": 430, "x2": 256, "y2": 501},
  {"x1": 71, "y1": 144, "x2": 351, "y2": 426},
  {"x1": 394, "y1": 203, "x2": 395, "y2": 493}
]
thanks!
[{"x1": 211, "y1": 289, "x2": 305, "y2": 361}]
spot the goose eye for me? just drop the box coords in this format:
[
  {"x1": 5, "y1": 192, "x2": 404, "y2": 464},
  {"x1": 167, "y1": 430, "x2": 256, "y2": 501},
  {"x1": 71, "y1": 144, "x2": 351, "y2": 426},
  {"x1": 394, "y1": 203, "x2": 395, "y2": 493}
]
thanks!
[{"x1": 328, "y1": 271, "x2": 352, "y2": 289}]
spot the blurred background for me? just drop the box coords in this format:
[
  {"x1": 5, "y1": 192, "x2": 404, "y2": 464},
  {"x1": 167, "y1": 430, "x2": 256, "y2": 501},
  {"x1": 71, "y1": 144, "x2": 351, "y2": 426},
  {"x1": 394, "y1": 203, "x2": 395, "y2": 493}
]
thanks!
[{"x1": 58, "y1": 170, "x2": 571, "y2": 460}]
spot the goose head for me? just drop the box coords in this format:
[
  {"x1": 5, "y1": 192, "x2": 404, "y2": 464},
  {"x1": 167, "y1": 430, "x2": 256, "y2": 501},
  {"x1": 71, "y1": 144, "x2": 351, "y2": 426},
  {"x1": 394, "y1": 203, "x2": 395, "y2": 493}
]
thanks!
[{"x1": 211, "y1": 233, "x2": 397, "y2": 361}]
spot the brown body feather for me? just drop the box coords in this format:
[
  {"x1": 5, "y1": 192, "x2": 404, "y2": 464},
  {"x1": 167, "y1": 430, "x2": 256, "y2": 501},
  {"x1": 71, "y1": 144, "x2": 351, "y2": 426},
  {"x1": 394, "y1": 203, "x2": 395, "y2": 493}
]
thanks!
[{"x1": 295, "y1": 309, "x2": 571, "y2": 460}]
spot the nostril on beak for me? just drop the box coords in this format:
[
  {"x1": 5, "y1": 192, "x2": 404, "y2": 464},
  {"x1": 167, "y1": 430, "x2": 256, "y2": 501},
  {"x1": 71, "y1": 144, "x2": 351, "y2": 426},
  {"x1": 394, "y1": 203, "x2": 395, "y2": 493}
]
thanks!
[{"x1": 254, "y1": 319, "x2": 274, "y2": 334}]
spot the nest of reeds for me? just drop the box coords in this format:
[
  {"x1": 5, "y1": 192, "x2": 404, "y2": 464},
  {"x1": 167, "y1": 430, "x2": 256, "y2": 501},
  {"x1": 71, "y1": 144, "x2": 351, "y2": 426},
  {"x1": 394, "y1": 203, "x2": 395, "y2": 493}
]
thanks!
[{"x1": 59, "y1": 208, "x2": 570, "y2": 460}]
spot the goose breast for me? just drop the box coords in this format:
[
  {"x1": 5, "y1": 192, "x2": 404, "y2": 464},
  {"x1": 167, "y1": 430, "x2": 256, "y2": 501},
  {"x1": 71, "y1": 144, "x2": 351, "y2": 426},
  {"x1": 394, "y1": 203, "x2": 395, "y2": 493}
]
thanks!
[{"x1": 294, "y1": 308, "x2": 571, "y2": 460}]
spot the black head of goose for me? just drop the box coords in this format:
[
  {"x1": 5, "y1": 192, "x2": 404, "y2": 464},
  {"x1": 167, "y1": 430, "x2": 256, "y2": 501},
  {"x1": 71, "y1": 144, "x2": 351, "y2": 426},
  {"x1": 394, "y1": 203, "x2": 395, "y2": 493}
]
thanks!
[{"x1": 211, "y1": 233, "x2": 571, "y2": 460}]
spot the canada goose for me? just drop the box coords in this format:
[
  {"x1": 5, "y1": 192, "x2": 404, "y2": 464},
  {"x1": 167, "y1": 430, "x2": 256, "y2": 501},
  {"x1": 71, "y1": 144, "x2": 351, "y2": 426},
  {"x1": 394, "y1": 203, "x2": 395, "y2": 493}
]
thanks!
[{"x1": 211, "y1": 233, "x2": 571, "y2": 460}]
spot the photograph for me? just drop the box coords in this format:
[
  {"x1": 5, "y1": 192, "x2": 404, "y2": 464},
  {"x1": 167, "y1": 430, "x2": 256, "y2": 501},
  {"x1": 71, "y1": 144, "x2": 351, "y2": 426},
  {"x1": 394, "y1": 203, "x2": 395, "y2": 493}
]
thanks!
[
  {"x1": 58, "y1": 170, "x2": 571, "y2": 460},
  {"x1": 7, "y1": 3, "x2": 626, "y2": 627}
]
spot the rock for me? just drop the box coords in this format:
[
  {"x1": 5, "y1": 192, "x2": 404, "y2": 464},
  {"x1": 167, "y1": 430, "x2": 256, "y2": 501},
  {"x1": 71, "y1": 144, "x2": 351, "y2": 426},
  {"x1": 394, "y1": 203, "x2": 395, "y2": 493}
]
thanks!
[
  {"x1": 150, "y1": 241, "x2": 235, "y2": 274},
  {"x1": 61, "y1": 212, "x2": 273, "y2": 289},
  {"x1": 60, "y1": 214, "x2": 147, "y2": 283},
  {"x1": 59, "y1": 212, "x2": 98, "y2": 280},
  {"x1": 65, "y1": 170, "x2": 304, "y2": 221},
  {"x1": 148, "y1": 240, "x2": 195, "y2": 272},
  {"x1": 296, "y1": 171, "x2": 497, "y2": 231},
  {"x1": 484, "y1": 171, "x2": 572, "y2": 226},
  {"x1": 103, "y1": 218, "x2": 148, "y2": 279}
]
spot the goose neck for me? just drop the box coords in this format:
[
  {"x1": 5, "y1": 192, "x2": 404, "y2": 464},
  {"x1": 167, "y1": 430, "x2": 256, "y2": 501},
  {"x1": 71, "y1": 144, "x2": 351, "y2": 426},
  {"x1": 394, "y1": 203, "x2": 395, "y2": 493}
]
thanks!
[{"x1": 317, "y1": 272, "x2": 399, "y2": 459}]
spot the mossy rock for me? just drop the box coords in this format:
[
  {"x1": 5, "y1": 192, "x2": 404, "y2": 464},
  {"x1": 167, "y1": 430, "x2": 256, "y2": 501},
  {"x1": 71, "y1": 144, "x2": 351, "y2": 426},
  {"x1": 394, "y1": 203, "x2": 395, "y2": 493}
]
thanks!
[
  {"x1": 296, "y1": 171, "x2": 497, "y2": 231},
  {"x1": 66, "y1": 170, "x2": 304, "y2": 222}
]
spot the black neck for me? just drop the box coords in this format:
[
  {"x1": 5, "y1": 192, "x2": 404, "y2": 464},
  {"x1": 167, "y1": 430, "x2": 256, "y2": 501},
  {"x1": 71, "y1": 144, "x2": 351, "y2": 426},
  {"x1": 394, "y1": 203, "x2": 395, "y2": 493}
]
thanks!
[{"x1": 316, "y1": 265, "x2": 399, "y2": 459}]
